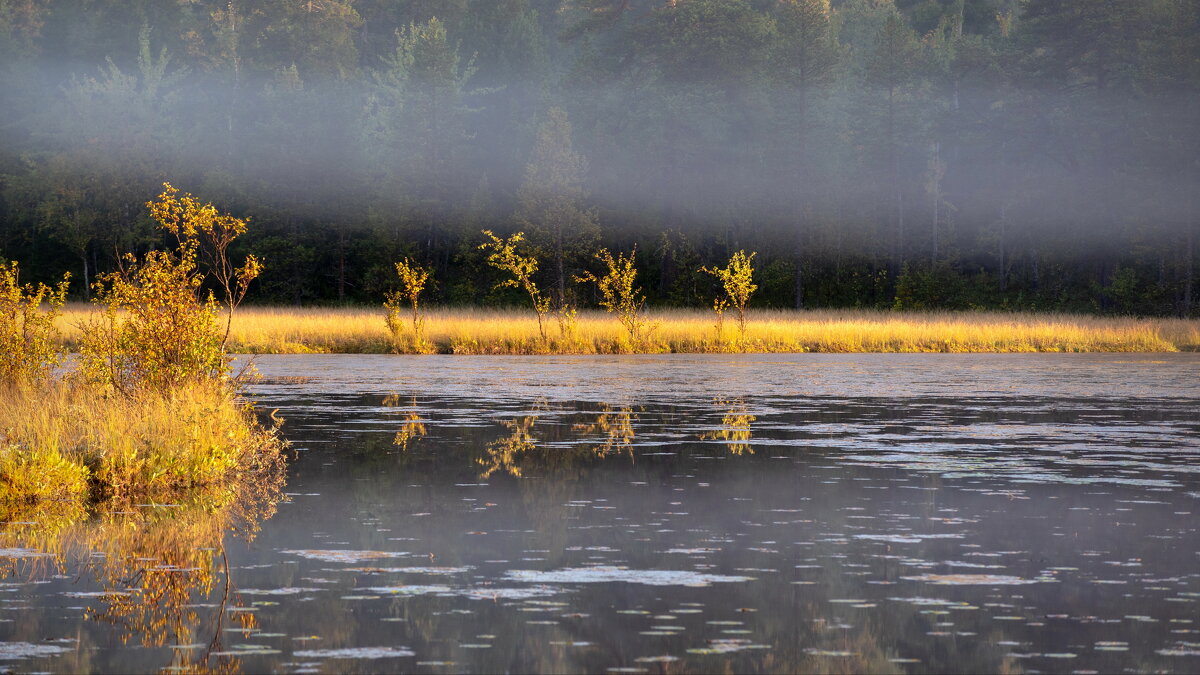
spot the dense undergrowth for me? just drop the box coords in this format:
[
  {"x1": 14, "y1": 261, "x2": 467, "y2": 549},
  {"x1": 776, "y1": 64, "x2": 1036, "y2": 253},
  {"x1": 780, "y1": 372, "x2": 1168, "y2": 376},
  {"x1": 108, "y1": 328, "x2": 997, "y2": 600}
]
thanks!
[
  {"x1": 0, "y1": 381, "x2": 285, "y2": 504},
  {"x1": 0, "y1": 184, "x2": 285, "y2": 507}
]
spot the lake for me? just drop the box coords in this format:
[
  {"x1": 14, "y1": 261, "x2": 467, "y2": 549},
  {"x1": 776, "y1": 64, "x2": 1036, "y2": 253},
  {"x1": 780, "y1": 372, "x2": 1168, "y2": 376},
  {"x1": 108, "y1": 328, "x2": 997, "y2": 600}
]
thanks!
[{"x1": 2, "y1": 354, "x2": 1199, "y2": 673}]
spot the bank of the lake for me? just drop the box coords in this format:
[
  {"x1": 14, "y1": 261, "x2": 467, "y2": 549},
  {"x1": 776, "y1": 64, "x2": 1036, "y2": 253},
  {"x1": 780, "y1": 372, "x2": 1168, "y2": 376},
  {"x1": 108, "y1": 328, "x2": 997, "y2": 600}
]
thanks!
[
  {"x1": 54, "y1": 306, "x2": 1200, "y2": 354},
  {"x1": 0, "y1": 380, "x2": 286, "y2": 505}
]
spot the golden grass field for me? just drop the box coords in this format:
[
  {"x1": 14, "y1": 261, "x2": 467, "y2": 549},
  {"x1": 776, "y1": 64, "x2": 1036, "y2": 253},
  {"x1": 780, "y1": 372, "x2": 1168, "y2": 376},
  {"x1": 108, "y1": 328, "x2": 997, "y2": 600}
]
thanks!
[
  {"x1": 0, "y1": 379, "x2": 285, "y2": 504},
  {"x1": 53, "y1": 304, "x2": 1200, "y2": 354}
]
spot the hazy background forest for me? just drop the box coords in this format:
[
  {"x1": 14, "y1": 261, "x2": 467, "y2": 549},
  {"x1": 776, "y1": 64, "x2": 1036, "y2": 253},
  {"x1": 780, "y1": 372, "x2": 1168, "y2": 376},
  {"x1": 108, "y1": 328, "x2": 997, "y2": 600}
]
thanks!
[{"x1": 0, "y1": 0, "x2": 1197, "y2": 315}]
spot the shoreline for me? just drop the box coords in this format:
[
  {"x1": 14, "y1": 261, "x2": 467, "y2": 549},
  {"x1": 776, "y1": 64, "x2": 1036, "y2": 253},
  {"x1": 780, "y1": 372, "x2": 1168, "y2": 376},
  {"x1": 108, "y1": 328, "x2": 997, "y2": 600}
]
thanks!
[{"x1": 55, "y1": 305, "x2": 1200, "y2": 355}]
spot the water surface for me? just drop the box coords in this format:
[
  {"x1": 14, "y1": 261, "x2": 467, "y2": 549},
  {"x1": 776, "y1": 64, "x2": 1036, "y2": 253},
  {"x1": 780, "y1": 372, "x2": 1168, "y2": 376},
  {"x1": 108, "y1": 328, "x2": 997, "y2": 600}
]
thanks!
[{"x1": 2, "y1": 354, "x2": 1199, "y2": 673}]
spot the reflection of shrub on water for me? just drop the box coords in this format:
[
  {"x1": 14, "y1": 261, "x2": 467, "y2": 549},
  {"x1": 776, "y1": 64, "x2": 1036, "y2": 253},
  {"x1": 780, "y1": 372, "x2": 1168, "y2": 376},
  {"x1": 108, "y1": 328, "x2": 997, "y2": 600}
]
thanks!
[
  {"x1": 476, "y1": 404, "x2": 639, "y2": 479},
  {"x1": 385, "y1": 395, "x2": 428, "y2": 452},
  {"x1": 571, "y1": 405, "x2": 638, "y2": 459},
  {"x1": 0, "y1": 476, "x2": 284, "y2": 672},
  {"x1": 699, "y1": 397, "x2": 756, "y2": 456}
]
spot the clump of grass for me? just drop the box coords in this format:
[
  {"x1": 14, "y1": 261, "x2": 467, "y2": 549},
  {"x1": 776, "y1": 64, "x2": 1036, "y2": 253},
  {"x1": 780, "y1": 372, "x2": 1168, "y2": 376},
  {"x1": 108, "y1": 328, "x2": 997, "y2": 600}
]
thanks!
[{"x1": 0, "y1": 379, "x2": 285, "y2": 504}]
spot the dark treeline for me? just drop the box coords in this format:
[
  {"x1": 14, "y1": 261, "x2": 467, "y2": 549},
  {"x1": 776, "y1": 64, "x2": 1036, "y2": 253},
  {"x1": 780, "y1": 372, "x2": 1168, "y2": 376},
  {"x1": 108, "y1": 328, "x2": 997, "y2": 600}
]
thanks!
[{"x1": 0, "y1": 0, "x2": 1197, "y2": 314}]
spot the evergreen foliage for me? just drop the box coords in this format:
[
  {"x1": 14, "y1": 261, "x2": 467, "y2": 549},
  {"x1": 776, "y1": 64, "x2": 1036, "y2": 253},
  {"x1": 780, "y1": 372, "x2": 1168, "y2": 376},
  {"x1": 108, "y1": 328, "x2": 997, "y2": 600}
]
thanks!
[{"x1": 0, "y1": 0, "x2": 1196, "y2": 316}]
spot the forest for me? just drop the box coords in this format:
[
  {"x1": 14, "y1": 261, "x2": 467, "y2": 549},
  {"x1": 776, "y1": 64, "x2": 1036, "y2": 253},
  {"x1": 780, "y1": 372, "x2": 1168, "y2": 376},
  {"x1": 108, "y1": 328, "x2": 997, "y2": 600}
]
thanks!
[{"x1": 0, "y1": 0, "x2": 1197, "y2": 315}]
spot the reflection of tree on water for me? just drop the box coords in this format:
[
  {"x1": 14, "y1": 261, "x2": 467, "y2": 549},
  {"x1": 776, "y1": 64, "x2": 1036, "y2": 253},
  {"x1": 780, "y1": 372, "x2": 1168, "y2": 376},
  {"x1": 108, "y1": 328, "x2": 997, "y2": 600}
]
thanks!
[
  {"x1": 700, "y1": 397, "x2": 756, "y2": 455},
  {"x1": 478, "y1": 414, "x2": 540, "y2": 479},
  {"x1": 384, "y1": 395, "x2": 428, "y2": 452},
  {"x1": 572, "y1": 405, "x2": 637, "y2": 459},
  {"x1": 477, "y1": 405, "x2": 638, "y2": 479},
  {"x1": 0, "y1": 469, "x2": 284, "y2": 674}
]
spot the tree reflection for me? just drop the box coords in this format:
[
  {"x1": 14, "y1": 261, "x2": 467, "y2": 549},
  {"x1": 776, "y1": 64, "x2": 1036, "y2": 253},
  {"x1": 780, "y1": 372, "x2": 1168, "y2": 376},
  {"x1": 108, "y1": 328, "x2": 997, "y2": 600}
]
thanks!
[
  {"x1": 0, "y1": 466, "x2": 284, "y2": 673},
  {"x1": 476, "y1": 405, "x2": 639, "y2": 480},
  {"x1": 572, "y1": 404, "x2": 637, "y2": 459},
  {"x1": 478, "y1": 414, "x2": 539, "y2": 479},
  {"x1": 700, "y1": 397, "x2": 756, "y2": 455},
  {"x1": 385, "y1": 395, "x2": 428, "y2": 452}
]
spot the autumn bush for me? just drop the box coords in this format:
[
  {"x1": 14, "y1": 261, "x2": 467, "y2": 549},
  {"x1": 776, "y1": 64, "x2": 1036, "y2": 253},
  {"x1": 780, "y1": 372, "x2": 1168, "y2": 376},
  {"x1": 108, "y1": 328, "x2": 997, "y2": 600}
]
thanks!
[
  {"x1": 0, "y1": 261, "x2": 70, "y2": 385},
  {"x1": 80, "y1": 183, "x2": 260, "y2": 394},
  {"x1": 383, "y1": 257, "x2": 434, "y2": 353},
  {"x1": 578, "y1": 247, "x2": 658, "y2": 352},
  {"x1": 0, "y1": 183, "x2": 284, "y2": 506}
]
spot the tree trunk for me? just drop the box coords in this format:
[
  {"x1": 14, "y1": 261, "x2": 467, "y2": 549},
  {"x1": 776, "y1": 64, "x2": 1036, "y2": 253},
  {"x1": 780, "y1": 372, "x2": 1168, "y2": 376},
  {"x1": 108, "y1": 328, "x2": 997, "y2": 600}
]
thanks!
[
  {"x1": 80, "y1": 252, "x2": 90, "y2": 300},
  {"x1": 998, "y1": 201, "x2": 1008, "y2": 293},
  {"x1": 1185, "y1": 222, "x2": 1194, "y2": 316},
  {"x1": 337, "y1": 227, "x2": 346, "y2": 303},
  {"x1": 931, "y1": 141, "x2": 940, "y2": 266},
  {"x1": 793, "y1": 237, "x2": 804, "y2": 310},
  {"x1": 888, "y1": 83, "x2": 904, "y2": 273},
  {"x1": 556, "y1": 225, "x2": 565, "y2": 308}
]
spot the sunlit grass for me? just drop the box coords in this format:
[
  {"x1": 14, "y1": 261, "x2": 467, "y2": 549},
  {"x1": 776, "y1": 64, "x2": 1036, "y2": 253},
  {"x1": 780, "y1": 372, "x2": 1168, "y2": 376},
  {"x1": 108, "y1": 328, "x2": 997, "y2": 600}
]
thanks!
[
  {"x1": 55, "y1": 304, "x2": 1200, "y2": 354},
  {"x1": 0, "y1": 378, "x2": 286, "y2": 504}
]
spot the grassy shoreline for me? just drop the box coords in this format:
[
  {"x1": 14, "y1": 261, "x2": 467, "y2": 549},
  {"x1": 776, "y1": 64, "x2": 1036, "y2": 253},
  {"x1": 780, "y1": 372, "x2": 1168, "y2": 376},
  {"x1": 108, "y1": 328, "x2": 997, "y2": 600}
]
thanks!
[
  {"x1": 54, "y1": 305, "x2": 1200, "y2": 354},
  {"x1": 0, "y1": 379, "x2": 286, "y2": 505}
]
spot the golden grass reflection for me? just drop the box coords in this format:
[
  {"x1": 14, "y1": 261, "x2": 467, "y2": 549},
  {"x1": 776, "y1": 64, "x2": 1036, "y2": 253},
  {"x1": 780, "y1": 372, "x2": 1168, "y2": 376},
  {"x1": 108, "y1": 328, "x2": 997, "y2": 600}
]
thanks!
[{"x1": 0, "y1": 468, "x2": 285, "y2": 673}]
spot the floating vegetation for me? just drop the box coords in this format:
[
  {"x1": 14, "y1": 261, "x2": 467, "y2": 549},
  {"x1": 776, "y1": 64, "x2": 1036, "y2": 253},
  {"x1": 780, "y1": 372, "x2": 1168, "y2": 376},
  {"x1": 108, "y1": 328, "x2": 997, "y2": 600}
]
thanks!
[
  {"x1": 901, "y1": 574, "x2": 1042, "y2": 585},
  {"x1": 292, "y1": 647, "x2": 415, "y2": 659},
  {"x1": 236, "y1": 588, "x2": 321, "y2": 596},
  {"x1": 281, "y1": 550, "x2": 407, "y2": 564},
  {"x1": 344, "y1": 566, "x2": 472, "y2": 575},
  {"x1": 504, "y1": 567, "x2": 753, "y2": 587},
  {"x1": 366, "y1": 585, "x2": 561, "y2": 601},
  {"x1": 0, "y1": 548, "x2": 53, "y2": 559},
  {"x1": 0, "y1": 642, "x2": 73, "y2": 659},
  {"x1": 853, "y1": 534, "x2": 964, "y2": 544},
  {"x1": 687, "y1": 639, "x2": 771, "y2": 655}
]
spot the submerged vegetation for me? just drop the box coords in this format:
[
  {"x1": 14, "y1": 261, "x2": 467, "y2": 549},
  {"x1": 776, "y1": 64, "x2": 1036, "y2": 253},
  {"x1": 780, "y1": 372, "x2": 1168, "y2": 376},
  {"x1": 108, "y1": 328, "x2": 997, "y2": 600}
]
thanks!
[{"x1": 0, "y1": 184, "x2": 284, "y2": 506}]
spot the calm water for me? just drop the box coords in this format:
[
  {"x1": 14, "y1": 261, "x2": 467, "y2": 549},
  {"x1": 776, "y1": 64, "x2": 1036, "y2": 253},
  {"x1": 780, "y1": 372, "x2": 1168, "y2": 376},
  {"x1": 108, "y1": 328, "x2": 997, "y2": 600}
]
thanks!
[{"x1": 2, "y1": 354, "x2": 1200, "y2": 673}]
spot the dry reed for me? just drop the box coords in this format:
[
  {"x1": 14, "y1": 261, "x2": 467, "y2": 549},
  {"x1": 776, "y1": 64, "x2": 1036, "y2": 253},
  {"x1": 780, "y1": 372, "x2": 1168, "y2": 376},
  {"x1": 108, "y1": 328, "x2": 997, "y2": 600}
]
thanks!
[
  {"x1": 54, "y1": 304, "x2": 1200, "y2": 354},
  {"x1": 0, "y1": 378, "x2": 286, "y2": 504}
]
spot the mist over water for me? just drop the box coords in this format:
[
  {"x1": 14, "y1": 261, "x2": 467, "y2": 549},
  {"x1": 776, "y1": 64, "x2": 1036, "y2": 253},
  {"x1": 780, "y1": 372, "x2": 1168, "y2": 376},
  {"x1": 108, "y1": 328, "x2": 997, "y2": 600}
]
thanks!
[{"x1": 1, "y1": 0, "x2": 1198, "y2": 311}]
